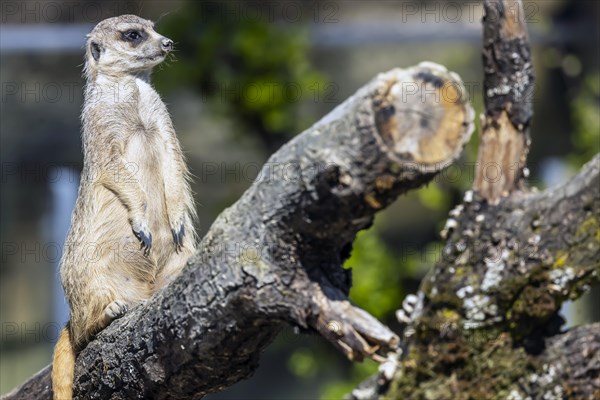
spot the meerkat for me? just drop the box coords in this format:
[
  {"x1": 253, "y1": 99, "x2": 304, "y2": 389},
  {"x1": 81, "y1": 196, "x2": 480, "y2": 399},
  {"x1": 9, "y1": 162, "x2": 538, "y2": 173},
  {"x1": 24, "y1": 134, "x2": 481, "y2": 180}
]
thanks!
[{"x1": 51, "y1": 15, "x2": 197, "y2": 399}]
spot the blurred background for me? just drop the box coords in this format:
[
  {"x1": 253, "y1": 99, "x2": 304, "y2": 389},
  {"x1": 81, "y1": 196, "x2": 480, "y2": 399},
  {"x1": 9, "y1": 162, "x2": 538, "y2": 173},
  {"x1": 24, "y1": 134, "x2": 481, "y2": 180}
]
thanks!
[{"x1": 1, "y1": 0, "x2": 598, "y2": 398}]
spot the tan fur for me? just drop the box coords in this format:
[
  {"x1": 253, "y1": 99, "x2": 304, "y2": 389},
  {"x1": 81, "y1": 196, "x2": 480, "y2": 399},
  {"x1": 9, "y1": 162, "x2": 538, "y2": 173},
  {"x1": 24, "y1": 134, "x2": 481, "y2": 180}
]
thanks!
[
  {"x1": 52, "y1": 327, "x2": 76, "y2": 400},
  {"x1": 51, "y1": 15, "x2": 197, "y2": 399}
]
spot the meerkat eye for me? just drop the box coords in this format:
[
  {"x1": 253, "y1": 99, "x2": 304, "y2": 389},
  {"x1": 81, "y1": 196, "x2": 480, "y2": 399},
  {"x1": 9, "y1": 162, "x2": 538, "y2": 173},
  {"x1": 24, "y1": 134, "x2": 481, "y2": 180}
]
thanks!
[{"x1": 122, "y1": 30, "x2": 143, "y2": 42}]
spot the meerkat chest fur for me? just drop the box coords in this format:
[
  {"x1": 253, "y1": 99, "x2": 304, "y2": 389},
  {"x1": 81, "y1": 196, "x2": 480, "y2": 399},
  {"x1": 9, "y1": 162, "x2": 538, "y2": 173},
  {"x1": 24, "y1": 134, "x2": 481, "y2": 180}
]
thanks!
[
  {"x1": 124, "y1": 78, "x2": 171, "y2": 172},
  {"x1": 79, "y1": 70, "x2": 194, "y2": 265},
  {"x1": 86, "y1": 76, "x2": 165, "y2": 230}
]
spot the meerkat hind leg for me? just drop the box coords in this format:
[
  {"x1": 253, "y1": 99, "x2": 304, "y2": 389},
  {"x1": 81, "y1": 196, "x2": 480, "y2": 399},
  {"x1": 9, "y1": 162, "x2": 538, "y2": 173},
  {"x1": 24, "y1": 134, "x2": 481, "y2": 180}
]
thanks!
[{"x1": 102, "y1": 299, "x2": 129, "y2": 327}]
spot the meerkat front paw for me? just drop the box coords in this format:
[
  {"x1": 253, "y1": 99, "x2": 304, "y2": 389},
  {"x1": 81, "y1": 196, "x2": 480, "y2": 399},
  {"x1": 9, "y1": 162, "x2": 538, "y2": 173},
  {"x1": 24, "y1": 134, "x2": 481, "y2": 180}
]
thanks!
[
  {"x1": 104, "y1": 300, "x2": 129, "y2": 321},
  {"x1": 131, "y1": 218, "x2": 152, "y2": 256}
]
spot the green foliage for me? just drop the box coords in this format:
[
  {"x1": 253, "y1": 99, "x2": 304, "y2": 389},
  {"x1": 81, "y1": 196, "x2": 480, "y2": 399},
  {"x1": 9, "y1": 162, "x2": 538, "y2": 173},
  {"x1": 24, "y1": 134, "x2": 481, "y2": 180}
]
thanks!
[
  {"x1": 156, "y1": 2, "x2": 326, "y2": 149},
  {"x1": 345, "y1": 226, "x2": 406, "y2": 320},
  {"x1": 288, "y1": 348, "x2": 318, "y2": 378},
  {"x1": 319, "y1": 359, "x2": 379, "y2": 400},
  {"x1": 569, "y1": 73, "x2": 600, "y2": 166},
  {"x1": 418, "y1": 183, "x2": 451, "y2": 212}
]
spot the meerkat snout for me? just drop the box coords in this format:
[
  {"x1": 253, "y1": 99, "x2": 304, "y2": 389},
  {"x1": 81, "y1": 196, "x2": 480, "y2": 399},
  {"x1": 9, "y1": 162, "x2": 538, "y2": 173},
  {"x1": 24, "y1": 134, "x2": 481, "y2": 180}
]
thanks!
[{"x1": 161, "y1": 38, "x2": 173, "y2": 52}]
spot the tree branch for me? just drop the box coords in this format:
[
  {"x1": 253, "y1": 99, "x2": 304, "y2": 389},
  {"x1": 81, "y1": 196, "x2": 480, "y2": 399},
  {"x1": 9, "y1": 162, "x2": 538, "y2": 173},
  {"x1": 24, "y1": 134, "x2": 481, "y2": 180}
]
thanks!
[
  {"x1": 350, "y1": 322, "x2": 600, "y2": 400},
  {"x1": 4, "y1": 62, "x2": 474, "y2": 399},
  {"x1": 422, "y1": 154, "x2": 600, "y2": 339},
  {"x1": 540, "y1": 322, "x2": 600, "y2": 399},
  {"x1": 474, "y1": 0, "x2": 534, "y2": 202},
  {"x1": 347, "y1": 146, "x2": 599, "y2": 399}
]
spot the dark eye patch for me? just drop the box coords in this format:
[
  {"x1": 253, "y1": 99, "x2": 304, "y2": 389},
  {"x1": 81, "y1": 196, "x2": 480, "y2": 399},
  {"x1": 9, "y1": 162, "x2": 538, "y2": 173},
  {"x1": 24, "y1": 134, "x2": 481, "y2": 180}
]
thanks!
[{"x1": 121, "y1": 29, "x2": 146, "y2": 44}]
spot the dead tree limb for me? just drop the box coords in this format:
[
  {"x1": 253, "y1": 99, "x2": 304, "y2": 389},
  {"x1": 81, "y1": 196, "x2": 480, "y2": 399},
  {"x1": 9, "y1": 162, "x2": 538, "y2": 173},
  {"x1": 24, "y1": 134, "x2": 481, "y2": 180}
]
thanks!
[
  {"x1": 474, "y1": 0, "x2": 534, "y2": 202},
  {"x1": 4, "y1": 62, "x2": 474, "y2": 400}
]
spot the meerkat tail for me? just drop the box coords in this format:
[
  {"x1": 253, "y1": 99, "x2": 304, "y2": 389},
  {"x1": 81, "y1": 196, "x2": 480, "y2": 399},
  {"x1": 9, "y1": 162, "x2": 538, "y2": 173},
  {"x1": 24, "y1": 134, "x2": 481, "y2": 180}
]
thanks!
[{"x1": 52, "y1": 327, "x2": 76, "y2": 400}]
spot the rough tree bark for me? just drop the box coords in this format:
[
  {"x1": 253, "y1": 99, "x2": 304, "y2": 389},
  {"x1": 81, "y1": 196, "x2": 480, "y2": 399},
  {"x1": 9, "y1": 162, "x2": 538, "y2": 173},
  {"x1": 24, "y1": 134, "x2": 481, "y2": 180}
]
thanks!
[
  {"x1": 474, "y1": 0, "x2": 534, "y2": 203},
  {"x1": 349, "y1": 1, "x2": 599, "y2": 399},
  {"x1": 4, "y1": 62, "x2": 475, "y2": 399}
]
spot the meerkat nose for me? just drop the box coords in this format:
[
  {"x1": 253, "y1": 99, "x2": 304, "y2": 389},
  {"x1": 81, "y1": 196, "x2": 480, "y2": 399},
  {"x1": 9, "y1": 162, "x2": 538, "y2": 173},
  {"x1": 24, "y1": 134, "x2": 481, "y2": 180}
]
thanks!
[{"x1": 161, "y1": 38, "x2": 173, "y2": 52}]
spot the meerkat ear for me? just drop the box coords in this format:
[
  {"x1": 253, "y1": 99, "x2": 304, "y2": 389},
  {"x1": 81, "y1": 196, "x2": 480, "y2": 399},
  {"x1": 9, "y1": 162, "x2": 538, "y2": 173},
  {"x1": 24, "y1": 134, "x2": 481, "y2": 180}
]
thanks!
[{"x1": 90, "y1": 41, "x2": 103, "y2": 62}]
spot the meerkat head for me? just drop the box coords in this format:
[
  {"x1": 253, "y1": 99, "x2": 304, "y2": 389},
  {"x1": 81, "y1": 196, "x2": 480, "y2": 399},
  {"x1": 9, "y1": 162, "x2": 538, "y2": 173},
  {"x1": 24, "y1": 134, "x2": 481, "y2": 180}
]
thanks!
[{"x1": 84, "y1": 15, "x2": 173, "y2": 78}]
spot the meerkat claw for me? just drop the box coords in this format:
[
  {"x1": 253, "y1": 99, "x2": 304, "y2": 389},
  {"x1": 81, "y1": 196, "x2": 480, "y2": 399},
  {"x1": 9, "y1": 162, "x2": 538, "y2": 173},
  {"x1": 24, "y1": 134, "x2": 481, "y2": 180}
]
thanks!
[
  {"x1": 134, "y1": 229, "x2": 152, "y2": 256},
  {"x1": 171, "y1": 224, "x2": 185, "y2": 253}
]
